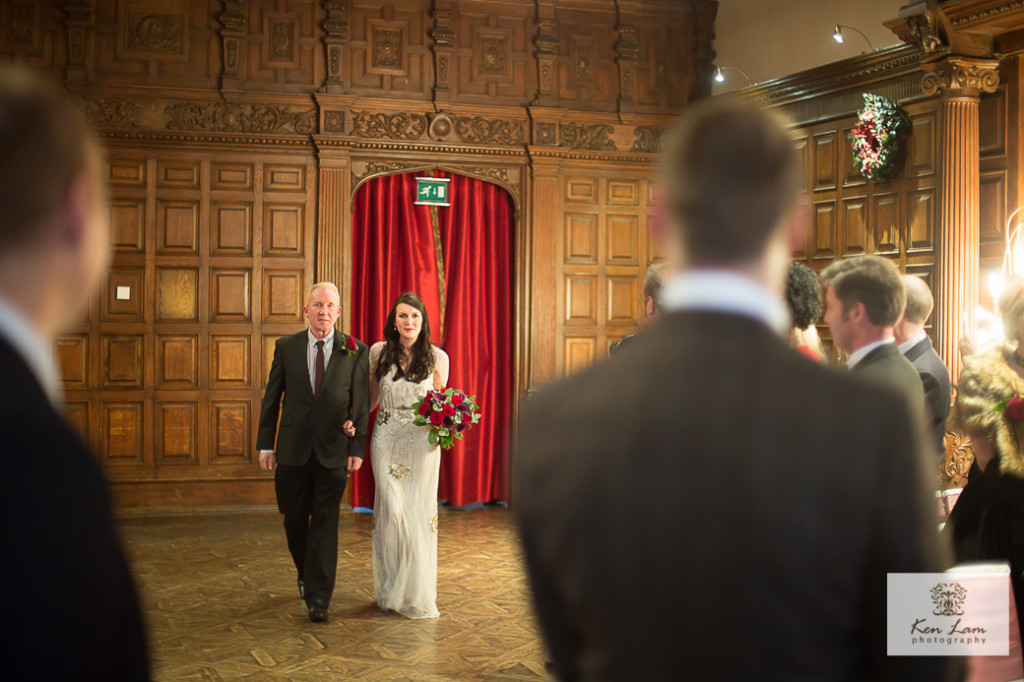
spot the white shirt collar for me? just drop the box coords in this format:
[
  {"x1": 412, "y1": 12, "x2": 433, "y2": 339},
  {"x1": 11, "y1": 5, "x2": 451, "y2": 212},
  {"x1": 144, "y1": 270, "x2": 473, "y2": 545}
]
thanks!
[
  {"x1": 898, "y1": 331, "x2": 927, "y2": 355},
  {"x1": 847, "y1": 338, "x2": 895, "y2": 369},
  {"x1": 658, "y1": 270, "x2": 791, "y2": 336},
  {"x1": 307, "y1": 328, "x2": 335, "y2": 346},
  {"x1": 0, "y1": 296, "x2": 61, "y2": 405}
]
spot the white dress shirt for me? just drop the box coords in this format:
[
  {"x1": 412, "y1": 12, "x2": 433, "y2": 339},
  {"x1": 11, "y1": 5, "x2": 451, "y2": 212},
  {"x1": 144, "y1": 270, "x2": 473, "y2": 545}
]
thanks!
[
  {"x1": 0, "y1": 296, "x2": 61, "y2": 405},
  {"x1": 898, "y1": 331, "x2": 927, "y2": 355},
  {"x1": 658, "y1": 269, "x2": 791, "y2": 337},
  {"x1": 847, "y1": 338, "x2": 895, "y2": 369}
]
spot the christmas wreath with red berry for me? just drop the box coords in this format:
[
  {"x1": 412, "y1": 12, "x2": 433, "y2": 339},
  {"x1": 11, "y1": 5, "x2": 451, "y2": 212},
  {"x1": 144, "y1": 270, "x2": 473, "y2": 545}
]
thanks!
[{"x1": 850, "y1": 93, "x2": 912, "y2": 182}]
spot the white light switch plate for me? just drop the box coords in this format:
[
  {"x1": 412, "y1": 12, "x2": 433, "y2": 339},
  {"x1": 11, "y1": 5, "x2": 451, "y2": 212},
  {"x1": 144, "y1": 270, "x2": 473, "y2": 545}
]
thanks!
[{"x1": 116, "y1": 286, "x2": 131, "y2": 300}]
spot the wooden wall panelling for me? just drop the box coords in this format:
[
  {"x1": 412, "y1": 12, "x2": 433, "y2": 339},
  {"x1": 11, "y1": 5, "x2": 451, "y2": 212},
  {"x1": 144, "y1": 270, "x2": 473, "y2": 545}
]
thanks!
[
  {"x1": 346, "y1": 0, "x2": 431, "y2": 98},
  {"x1": 0, "y1": 0, "x2": 64, "y2": 71},
  {"x1": 553, "y1": 8, "x2": 616, "y2": 111},
  {"x1": 449, "y1": 2, "x2": 533, "y2": 104},
  {"x1": 91, "y1": 0, "x2": 218, "y2": 91}
]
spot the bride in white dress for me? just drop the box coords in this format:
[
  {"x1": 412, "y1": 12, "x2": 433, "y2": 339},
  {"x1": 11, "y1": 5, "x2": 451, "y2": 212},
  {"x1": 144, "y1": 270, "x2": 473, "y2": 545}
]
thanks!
[{"x1": 368, "y1": 292, "x2": 449, "y2": 619}]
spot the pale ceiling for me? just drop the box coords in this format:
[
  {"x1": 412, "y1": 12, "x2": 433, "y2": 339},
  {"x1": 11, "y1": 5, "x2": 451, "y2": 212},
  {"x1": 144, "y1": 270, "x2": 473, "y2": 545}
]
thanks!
[{"x1": 712, "y1": 0, "x2": 907, "y2": 93}]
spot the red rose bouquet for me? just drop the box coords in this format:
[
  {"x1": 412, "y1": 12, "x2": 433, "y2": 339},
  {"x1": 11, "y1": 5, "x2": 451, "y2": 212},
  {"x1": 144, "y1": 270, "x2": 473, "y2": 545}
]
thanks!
[{"x1": 412, "y1": 387, "x2": 482, "y2": 449}]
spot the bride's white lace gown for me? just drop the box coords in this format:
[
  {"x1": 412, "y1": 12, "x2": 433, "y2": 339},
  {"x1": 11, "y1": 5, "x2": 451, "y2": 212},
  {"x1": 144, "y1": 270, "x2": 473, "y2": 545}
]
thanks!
[{"x1": 369, "y1": 342, "x2": 449, "y2": 619}]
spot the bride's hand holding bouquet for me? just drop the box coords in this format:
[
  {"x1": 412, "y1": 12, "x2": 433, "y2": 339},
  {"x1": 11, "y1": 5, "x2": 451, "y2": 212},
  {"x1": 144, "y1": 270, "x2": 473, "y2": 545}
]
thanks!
[{"x1": 412, "y1": 387, "x2": 481, "y2": 449}]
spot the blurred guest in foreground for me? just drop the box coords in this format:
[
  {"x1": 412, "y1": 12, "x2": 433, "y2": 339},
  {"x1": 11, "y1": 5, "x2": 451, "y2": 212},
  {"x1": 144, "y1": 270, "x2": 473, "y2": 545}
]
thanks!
[
  {"x1": 947, "y1": 276, "x2": 1024, "y2": 642},
  {"x1": 0, "y1": 64, "x2": 150, "y2": 679},
  {"x1": 785, "y1": 260, "x2": 823, "y2": 362},
  {"x1": 894, "y1": 275, "x2": 951, "y2": 461},
  {"x1": 609, "y1": 263, "x2": 665, "y2": 354},
  {"x1": 514, "y1": 99, "x2": 952, "y2": 681}
]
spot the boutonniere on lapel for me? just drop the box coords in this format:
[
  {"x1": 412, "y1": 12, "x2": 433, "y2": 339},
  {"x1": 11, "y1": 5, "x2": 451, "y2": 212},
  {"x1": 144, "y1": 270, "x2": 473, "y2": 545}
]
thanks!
[
  {"x1": 994, "y1": 395, "x2": 1024, "y2": 421},
  {"x1": 342, "y1": 334, "x2": 358, "y2": 356}
]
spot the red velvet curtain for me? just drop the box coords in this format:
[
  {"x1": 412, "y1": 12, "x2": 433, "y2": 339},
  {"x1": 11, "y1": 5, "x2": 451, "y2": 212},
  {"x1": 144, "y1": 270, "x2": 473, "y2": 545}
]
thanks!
[{"x1": 348, "y1": 171, "x2": 513, "y2": 508}]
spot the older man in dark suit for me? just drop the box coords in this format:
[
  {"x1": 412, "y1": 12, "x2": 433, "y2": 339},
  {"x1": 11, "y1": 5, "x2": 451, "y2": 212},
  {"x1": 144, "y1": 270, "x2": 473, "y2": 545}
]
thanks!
[
  {"x1": 894, "y1": 274, "x2": 952, "y2": 461},
  {"x1": 821, "y1": 255, "x2": 927, "y2": 423},
  {"x1": 258, "y1": 282, "x2": 369, "y2": 623},
  {"x1": 515, "y1": 101, "x2": 954, "y2": 680},
  {"x1": 0, "y1": 65, "x2": 150, "y2": 679}
]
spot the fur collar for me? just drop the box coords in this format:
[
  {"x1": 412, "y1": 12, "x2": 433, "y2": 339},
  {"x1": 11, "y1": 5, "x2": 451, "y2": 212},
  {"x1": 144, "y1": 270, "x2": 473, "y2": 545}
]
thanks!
[{"x1": 949, "y1": 344, "x2": 1024, "y2": 479}]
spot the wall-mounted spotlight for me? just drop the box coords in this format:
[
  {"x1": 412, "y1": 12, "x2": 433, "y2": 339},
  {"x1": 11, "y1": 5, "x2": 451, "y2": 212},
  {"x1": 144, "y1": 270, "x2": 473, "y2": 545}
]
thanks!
[
  {"x1": 713, "y1": 66, "x2": 752, "y2": 86},
  {"x1": 832, "y1": 24, "x2": 876, "y2": 51}
]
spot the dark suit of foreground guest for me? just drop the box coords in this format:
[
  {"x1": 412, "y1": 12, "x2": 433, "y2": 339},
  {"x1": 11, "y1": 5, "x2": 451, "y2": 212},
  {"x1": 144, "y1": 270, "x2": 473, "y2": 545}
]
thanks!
[
  {"x1": 517, "y1": 310, "x2": 949, "y2": 681},
  {"x1": 0, "y1": 335, "x2": 150, "y2": 680},
  {"x1": 516, "y1": 100, "x2": 954, "y2": 681},
  {"x1": 904, "y1": 335, "x2": 952, "y2": 456},
  {"x1": 257, "y1": 327, "x2": 369, "y2": 614},
  {"x1": 850, "y1": 341, "x2": 927, "y2": 422}
]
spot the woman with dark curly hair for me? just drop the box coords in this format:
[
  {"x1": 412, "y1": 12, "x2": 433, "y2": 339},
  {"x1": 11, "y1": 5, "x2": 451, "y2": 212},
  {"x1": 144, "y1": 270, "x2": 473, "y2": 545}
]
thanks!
[
  {"x1": 785, "y1": 261, "x2": 824, "y2": 361},
  {"x1": 367, "y1": 292, "x2": 449, "y2": 619}
]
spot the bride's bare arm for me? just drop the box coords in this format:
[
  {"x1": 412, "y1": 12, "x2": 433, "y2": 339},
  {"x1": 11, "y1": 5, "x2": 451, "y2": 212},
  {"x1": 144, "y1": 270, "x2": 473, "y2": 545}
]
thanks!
[
  {"x1": 432, "y1": 347, "x2": 450, "y2": 391},
  {"x1": 369, "y1": 342, "x2": 382, "y2": 411}
]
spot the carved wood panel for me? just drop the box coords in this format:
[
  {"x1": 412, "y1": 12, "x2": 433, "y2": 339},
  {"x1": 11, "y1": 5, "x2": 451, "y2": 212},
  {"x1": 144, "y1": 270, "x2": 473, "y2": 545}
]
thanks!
[
  {"x1": 558, "y1": 171, "x2": 656, "y2": 373},
  {"x1": 59, "y1": 149, "x2": 314, "y2": 490}
]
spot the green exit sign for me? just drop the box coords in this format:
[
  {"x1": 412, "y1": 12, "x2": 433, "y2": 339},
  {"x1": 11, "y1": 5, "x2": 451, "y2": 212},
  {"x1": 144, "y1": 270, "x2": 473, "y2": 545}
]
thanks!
[{"x1": 415, "y1": 177, "x2": 451, "y2": 206}]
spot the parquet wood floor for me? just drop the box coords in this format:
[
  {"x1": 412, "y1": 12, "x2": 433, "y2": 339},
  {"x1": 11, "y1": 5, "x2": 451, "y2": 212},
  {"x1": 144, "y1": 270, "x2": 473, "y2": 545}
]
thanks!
[{"x1": 120, "y1": 507, "x2": 552, "y2": 681}]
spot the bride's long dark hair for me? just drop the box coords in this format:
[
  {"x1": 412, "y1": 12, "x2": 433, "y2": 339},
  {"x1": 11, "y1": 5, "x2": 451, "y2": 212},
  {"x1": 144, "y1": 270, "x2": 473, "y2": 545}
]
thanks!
[{"x1": 375, "y1": 292, "x2": 435, "y2": 383}]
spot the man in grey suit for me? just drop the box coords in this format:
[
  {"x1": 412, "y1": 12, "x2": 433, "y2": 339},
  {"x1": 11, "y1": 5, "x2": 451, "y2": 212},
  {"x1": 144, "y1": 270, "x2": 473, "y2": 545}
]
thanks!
[
  {"x1": 515, "y1": 101, "x2": 954, "y2": 680},
  {"x1": 257, "y1": 282, "x2": 369, "y2": 623},
  {"x1": 821, "y1": 255, "x2": 927, "y2": 423},
  {"x1": 895, "y1": 275, "x2": 952, "y2": 462}
]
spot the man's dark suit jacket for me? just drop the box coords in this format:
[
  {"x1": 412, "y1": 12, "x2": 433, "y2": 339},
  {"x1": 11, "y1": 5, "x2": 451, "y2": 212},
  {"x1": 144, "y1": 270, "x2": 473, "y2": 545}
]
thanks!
[
  {"x1": 0, "y1": 337, "x2": 150, "y2": 680},
  {"x1": 257, "y1": 329, "x2": 369, "y2": 465},
  {"x1": 850, "y1": 341, "x2": 927, "y2": 426},
  {"x1": 515, "y1": 312, "x2": 954, "y2": 681},
  {"x1": 903, "y1": 335, "x2": 952, "y2": 457}
]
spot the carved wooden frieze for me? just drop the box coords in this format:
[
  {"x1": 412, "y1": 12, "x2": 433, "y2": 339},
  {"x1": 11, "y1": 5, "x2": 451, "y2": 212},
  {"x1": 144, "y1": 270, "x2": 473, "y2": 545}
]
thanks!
[
  {"x1": 351, "y1": 160, "x2": 422, "y2": 190},
  {"x1": 535, "y1": 122, "x2": 557, "y2": 145},
  {"x1": 631, "y1": 126, "x2": 663, "y2": 153},
  {"x1": 164, "y1": 103, "x2": 316, "y2": 135},
  {"x1": 351, "y1": 111, "x2": 427, "y2": 140},
  {"x1": 78, "y1": 98, "x2": 140, "y2": 128},
  {"x1": 454, "y1": 117, "x2": 525, "y2": 145},
  {"x1": 559, "y1": 123, "x2": 615, "y2": 151},
  {"x1": 323, "y1": 110, "x2": 345, "y2": 133}
]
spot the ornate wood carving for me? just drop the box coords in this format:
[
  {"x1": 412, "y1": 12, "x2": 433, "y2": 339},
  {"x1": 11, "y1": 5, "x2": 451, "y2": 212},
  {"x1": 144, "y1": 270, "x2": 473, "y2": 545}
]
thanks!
[
  {"x1": 533, "y1": 14, "x2": 558, "y2": 104},
  {"x1": 125, "y1": 11, "x2": 183, "y2": 54},
  {"x1": 431, "y1": 4, "x2": 455, "y2": 99},
  {"x1": 64, "y1": 0, "x2": 90, "y2": 83},
  {"x1": 631, "y1": 126, "x2": 662, "y2": 153},
  {"x1": 615, "y1": 24, "x2": 639, "y2": 114},
  {"x1": 351, "y1": 160, "x2": 422, "y2": 190},
  {"x1": 559, "y1": 123, "x2": 615, "y2": 151},
  {"x1": 372, "y1": 27, "x2": 402, "y2": 70},
  {"x1": 943, "y1": 431, "x2": 975, "y2": 488},
  {"x1": 535, "y1": 122, "x2": 557, "y2": 146},
  {"x1": 323, "y1": 110, "x2": 345, "y2": 133},
  {"x1": 453, "y1": 117, "x2": 525, "y2": 145},
  {"x1": 480, "y1": 36, "x2": 507, "y2": 76},
  {"x1": 921, "y1": 55, "x2": 1000, "y2": 97},
  {"x1": 428, "y1": 113, "x2": 453, "y2": 142},
  {"x1": 164, "y1": 103, "x2": 316, "y2": 135},
  {"x1": 322, "y1": 0, "x2": 348, "y2": 92},
  {"x1": 218, "y1": 0, "x2": 246, "y2": 90},
  {"x1": 351, "y1": 111, "x2": 428, "y2": 140},
  {"x1": 78, "y1": 98, "x2": 140, "y2": 128}
]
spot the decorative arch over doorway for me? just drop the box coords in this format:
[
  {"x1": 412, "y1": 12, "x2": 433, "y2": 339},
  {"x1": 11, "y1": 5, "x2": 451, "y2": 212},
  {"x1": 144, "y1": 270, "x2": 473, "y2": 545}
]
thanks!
[{"x1": 346, "y1": 167, "x2": 517, "y2": 510}]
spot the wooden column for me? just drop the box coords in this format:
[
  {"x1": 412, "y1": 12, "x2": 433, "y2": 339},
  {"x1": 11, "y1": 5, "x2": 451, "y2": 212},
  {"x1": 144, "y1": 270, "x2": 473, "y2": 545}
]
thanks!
[{"x1": 921, "y1": 55, "x2": 999, "y2": 381}]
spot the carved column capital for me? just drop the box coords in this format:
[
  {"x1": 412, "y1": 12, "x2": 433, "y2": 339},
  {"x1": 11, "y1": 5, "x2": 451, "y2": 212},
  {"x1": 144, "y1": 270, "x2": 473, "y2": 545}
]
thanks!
[{"x1": 921, "y1": 55, "x2": 1000, "y2": 98}]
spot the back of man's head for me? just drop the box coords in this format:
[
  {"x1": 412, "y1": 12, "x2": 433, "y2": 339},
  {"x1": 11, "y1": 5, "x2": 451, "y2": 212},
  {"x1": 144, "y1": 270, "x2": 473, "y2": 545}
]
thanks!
[
  {"x1": 821, "y1": 255, "x2": 905, "y2": 328},
  {"x1": 643, "y1": 263, "x2": 665, "y2": 313},
  {"x1": 901, "y1": 275, "x2": 934, "y2": 325},
  {"x1": 661, "y1": 100, "x2": 800, "y2": 267},
  {"x1": 0, "y1": 64, "x2": 98, "y2": 254}
]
